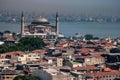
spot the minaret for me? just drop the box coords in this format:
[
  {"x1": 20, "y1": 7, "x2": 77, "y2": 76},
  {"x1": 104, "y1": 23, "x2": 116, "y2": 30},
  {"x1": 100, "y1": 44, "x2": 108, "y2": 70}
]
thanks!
[
  {"x1": 56, "y1": 12, "x2": 59, "y2": 38},
  {"x1": 21, "y1": 11, "x2": 24, "y2": 37}
]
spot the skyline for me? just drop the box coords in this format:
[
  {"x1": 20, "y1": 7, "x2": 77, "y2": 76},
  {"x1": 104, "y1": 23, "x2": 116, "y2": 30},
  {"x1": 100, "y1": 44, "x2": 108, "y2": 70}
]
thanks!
[{"x1": 0, "y1": 0, "x2": 120, "y2": 16}]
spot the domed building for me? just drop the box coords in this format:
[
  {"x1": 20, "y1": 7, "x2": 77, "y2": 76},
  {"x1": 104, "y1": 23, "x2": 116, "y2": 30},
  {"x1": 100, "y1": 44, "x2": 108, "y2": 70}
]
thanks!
[{"x1": 21, "y1": 12, "x2": 60, "y2": 39}]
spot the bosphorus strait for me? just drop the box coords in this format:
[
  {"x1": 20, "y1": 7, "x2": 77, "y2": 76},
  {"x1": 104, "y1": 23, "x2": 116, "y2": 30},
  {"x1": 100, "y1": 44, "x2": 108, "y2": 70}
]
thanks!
[{"x1": 0, "y1": 22, "x2": 120, "y2": 38}]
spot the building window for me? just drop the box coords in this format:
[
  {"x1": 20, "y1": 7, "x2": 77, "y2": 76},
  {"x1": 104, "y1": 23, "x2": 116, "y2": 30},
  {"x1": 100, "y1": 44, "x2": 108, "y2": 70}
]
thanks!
[
  {"x1": 21, "y1": 55, "x2": 24, "y2": 57},
  {"x1": 18, "y1": 58, "x2": 21, "y2": 60},
  {"x1": 103, "y1": 76, "x2": 105, "y2": 78},
  {"x1": 106, "y1": 76, "x2": 108, "y2": 78},
  {"x1": 2, "y1": 76, "x2": 5, "y2": 79},
  {"x1": 116, "y1": 75, "x2": 118, "y2": 77},
  {"x1": 6, "y1": 77, "x2": 10, "y2": 78},
  {"x1": 99, "y1": 76, "x2": 102, "y2": 78},
  {"x1": 33, "y1": 55, "x2": 36, "y2": 57},
  {"x1": 113, "y1": 75, "x2": 115, "y2": 77},
  {"x1": 27, "y1": 58, "x2": 30, "y2": 60},
  {"x1": 28, "y1": 55, "x2": 31, "y2": 57}
]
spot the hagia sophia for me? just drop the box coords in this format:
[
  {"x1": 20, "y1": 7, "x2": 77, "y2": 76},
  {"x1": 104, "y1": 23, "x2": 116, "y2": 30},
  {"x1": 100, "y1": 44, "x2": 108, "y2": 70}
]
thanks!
[{"x1": 21, "y1": 12, "x2": 63, "y2": 39}]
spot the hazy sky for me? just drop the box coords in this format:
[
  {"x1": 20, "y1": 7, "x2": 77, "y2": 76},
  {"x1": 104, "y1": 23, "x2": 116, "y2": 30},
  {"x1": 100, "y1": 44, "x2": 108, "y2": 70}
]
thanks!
[{"x1": 0, "y1": 0, "x2": 120, "y2": 16}]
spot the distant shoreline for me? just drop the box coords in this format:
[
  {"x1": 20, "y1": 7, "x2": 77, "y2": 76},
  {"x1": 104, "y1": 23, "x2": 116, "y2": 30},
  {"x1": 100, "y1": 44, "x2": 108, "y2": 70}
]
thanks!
[{"x1": 0, "y1": 22, "x2": 120, "y2": 38}]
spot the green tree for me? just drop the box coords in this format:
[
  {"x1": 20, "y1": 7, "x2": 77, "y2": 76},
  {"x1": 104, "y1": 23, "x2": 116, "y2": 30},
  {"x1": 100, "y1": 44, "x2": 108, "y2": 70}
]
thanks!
[
  {"x1": 110, "y1": 48, "x2": 120, "y2": 53},
  {"x1": 0, "y1": 45, "x2": 8, "y2": 53},
  {"x1": 13, "y1": 75, "x2": 40, "y2": 80},
  {"x1": 4, "y1": 30, "x2": 11, "y2": 33},
  {"x1": 85, "y1": 34, "x2": 93, "y2": 40},
  {"x1": 85, "y1": 34, "x2": 99, "y2": 40},
  {"x1": 93, "y1": 37, "x2": 99, "y2": 40},
  {"x1": 19, "y1": 37, "x2": 46, "y2": 49},
  {"x1": 12, "y1": 32, "x2": 16, "y2": 36},
  {"x1": 0, "y1": 37, "x2": 46, "y2": 53}
]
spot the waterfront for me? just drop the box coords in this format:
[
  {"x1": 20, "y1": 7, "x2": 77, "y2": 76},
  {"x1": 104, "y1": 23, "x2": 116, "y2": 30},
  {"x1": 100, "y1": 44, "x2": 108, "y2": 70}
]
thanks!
[{"x1": 0, "y1": 22, "x2": 120, "y2": 38}]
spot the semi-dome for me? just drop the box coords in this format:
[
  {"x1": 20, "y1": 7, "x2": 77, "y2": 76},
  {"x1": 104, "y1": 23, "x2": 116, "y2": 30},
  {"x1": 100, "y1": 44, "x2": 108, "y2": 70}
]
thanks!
[{"x1": 31, "y1": 17, "x2": 50, "y2": 25}]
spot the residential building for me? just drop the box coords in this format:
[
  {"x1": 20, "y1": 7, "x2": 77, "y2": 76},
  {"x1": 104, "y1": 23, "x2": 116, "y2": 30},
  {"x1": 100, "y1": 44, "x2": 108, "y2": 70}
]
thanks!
[
  {"x1": 17, "y1": 52, "x2": 41, "y2": 64},
  {"x1": 57, "y1": 58, "x2": 63, "y2": 67},
  {"x1": 0, "y1": 70, "x2": 17, "y2": 80},
  {"x1": 85, "y1": 68, "x2": 120, "y2": 80},
  {"x1": 33, "y1": 67, "x2": 72, "y2": 80}
]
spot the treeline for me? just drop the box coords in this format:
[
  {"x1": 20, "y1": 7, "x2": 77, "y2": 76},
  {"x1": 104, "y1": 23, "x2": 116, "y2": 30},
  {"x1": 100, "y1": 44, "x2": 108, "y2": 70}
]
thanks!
[
  {"x1": 110, "y1": 48, "x2": 120, "y2": 53},
  {"x1": 0, "y1": 37, "x2": 46, "y2": 53},
  {"x1": 85, "y1": 34, "x2": 99, "y2": 40},
  {"x1": 13, "y1": 75, "x2": 40, "y2": 80}
]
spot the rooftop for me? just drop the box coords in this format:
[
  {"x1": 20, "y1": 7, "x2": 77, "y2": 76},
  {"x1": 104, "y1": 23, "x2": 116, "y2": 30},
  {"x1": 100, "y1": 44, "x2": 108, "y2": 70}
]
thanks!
[
  {"x1": 86, "y1": 70, "x2": 120, "y2": 76},
  {"x1": 73, "y1": 65, "x2": 97, "y2": 70},
  {"x1": 1, "y1": 70, "x2": 17, "y2": 75}
]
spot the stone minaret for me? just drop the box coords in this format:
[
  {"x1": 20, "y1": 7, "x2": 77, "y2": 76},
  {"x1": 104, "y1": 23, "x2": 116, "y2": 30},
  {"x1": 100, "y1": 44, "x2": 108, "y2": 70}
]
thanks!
[
  {"x1": 21, "y1": 11, "x2": 24, "y2": 37},
  {"x1": 56, "y1": 12, "x2": 59, "y2": 38}
]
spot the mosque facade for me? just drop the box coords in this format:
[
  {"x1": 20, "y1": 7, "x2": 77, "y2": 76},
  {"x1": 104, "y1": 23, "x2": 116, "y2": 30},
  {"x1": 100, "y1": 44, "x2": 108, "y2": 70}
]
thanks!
[{"x1": 21, "y1": 12, "x2": 62, "y2": 39}]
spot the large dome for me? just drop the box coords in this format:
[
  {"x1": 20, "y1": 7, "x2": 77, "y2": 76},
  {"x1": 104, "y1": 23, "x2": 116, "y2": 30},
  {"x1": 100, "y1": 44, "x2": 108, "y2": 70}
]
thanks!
[
  {"x1": 33, "y1": 17, "x2": 48, "y2": 23},
  {"x1": 31, "y1": 16, "x2": 50, "y2": 25}
]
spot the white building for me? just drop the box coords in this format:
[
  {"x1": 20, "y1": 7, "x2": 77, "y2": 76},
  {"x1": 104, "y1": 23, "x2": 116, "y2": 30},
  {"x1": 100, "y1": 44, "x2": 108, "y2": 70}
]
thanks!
[
  {"x1": 32, "y1": 67, "x2": 72, "y2": 80},
  {"x1": 57, "y1": 58, "x2": 63, "y2": 67},
  {"x1": 0, "y1": 59, "x2": 11, "y2": 67},
  {"x1": 17, "y1": 52, "x2": 41, "y2": 64}
]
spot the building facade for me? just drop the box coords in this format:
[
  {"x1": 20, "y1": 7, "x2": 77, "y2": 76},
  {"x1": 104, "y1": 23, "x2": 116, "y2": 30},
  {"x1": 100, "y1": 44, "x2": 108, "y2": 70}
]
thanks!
[
  {"x1": 33, "y1": 68, "x2": 72, "y2": 80},
  {"x1": 0, "y1": 70, "x2": 17, "y2": 80},
  {"x1": 21, "y1": 12, "x2": 61, "y2": 39}
]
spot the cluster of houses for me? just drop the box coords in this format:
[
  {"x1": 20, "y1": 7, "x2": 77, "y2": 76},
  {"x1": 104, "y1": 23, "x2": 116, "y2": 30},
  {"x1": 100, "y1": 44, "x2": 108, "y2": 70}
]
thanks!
[{"x1": 0, "y1": 33, "x2": 120, "y2": 80}]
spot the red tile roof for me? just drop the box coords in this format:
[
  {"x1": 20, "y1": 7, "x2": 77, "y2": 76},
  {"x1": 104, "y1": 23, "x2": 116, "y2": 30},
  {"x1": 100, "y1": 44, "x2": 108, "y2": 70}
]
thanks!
[
  {"x1": 104, "y1": 43, "x2": 114, "y2": 47},
  {"x1": 103, "y1": 67, "x2": 111, "y2": 72},
  {"x1": 5, "y1": 51, "x2": 24, "y2": 56},
  {"x1": 72, "y1": 54, "x2": 103, "y2": 59},
  {"x1": 86, "y1": 70, "x2": 120, "y2": 76},
  {"x1": 73, "y1": 65, "x2": 96, "y2": 70},
  {"x1": 79, "y1": 48, "x2": 91, "y2": 53},
  {"x1": 32, "y1": 49, "x2": 47, "y2": 54}
]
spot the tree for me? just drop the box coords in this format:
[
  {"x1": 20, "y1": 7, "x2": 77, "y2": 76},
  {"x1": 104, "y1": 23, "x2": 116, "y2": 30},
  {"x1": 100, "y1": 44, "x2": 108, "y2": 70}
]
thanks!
[
  {"x1": 0, "y1": 37, "x2": 46, "y2": 53},
  {"x1": 85, "y1": 34, "x2": 93, "y2": 40},
  {"x1": 13, "y1": 75, "x2": 40, "y2": 80},
  {"x1": 114, "y1": 78, "x2": 120, "y2": 80},
  {"x1": 85, "y1": 34, "x2": 99, "y2": 40},
  {"x1": 86, "y1": 41, "x2": 94, "y2": 45},
  {"x1": 0, "y1": 45, "x2": 8, "y2": 53},
  {"x1": 12, "y1": 32, "x2": 16, "y2": 36},
  {"x1": 110, "y1": 48, "x2": 120, "y2": 53},
  {"x1": 19, "y1": 37, "x2": 46, "y2": 49},
  {"x1": 4, "y1": 30, "x2": 11, "y2": 33},
  {"x1": 93, "y1": 37, "x2": 99, "y2": 40}
]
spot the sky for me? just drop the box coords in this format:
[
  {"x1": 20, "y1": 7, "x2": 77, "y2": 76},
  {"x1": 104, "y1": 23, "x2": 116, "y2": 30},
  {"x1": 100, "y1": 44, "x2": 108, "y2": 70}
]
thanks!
[{"x1": 0, "y1": 0, "x2": 120, "y2": 16}]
